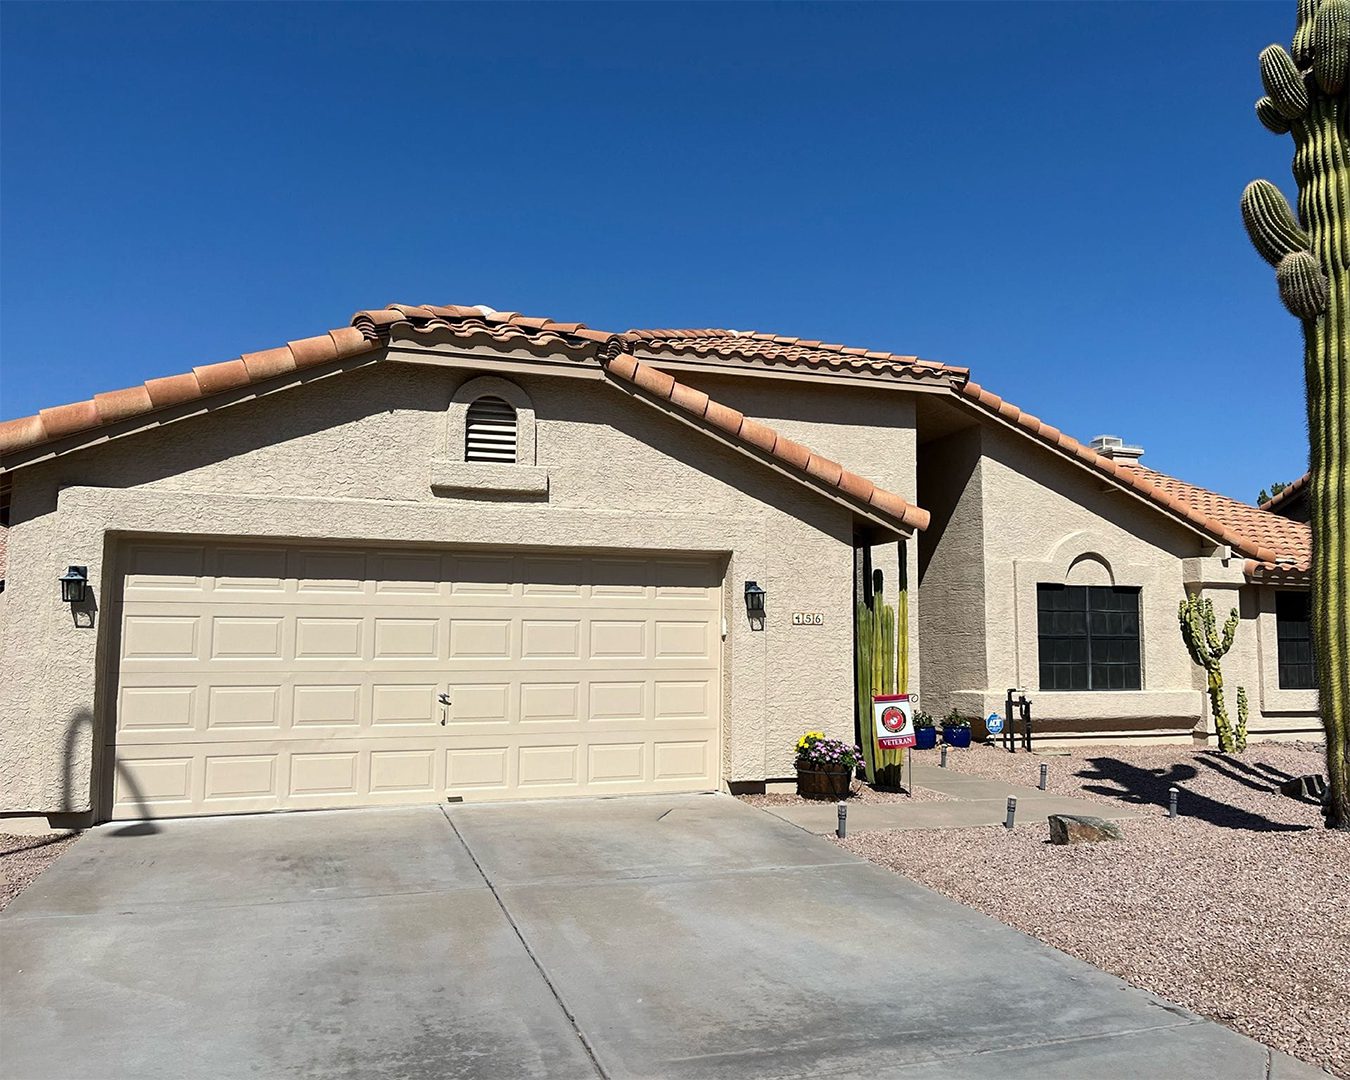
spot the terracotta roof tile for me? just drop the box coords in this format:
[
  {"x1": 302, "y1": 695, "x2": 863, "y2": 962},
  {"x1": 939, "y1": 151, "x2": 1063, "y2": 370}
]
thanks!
[
  {"x1": 92, "y1": 386, "x2": 154, "y2": 424},
  {"x1": 956, "y1": 381, "x2": 1309, "y2": 575},
  {"x1": 601, "y1": 352, "x2": 928, "y2": 535},
  {"x1": 192, "y1": 359, "x2": 251, "y2": 396},
  {"x1": 737, "y1": 418, "x2": 779, "y2": 454},
  {"x1": 622, "y1": 327, "x2": 967, "y2": 384},
  {"x1": 39, "y1": 401, "x2": 102, "y2": 440},
  {"x1": 804, "y1": 453, "x2": 844, "y2": 487}
]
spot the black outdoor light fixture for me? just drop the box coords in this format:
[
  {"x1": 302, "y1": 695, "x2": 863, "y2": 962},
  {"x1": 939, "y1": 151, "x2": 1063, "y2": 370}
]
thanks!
[
  {"x1": 743, "y1": 580, "x2": 766, "y2": 630},
  {"x1": 59, "y1": 566, "x2": 89, "y2": 605}
]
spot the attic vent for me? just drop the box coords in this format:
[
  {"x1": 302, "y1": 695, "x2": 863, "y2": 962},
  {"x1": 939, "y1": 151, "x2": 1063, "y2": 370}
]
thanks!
[{"x1": 465, "y1": 396, "x2": 518, "y2": 463}]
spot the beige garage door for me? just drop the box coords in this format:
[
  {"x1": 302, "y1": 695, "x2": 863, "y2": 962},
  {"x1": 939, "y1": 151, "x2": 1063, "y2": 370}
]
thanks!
[{"x1": 111, "y1": 541, "x2": 723, "y2": 819}]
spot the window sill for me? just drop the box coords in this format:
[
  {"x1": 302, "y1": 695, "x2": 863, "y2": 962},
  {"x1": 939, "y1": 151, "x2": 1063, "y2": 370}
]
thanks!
[{"x1": 429, "y1": 459, "x2": 549, "y2": 496}]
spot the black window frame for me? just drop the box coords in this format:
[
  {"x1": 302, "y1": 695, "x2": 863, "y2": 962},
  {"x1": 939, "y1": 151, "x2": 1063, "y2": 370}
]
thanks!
[
  {"x1": 1275, "y1": 590, "x2": 1317, "y2": 690},
  {"x1": 1037, "y1": 583, "x2": 1142, "y2": 691}
]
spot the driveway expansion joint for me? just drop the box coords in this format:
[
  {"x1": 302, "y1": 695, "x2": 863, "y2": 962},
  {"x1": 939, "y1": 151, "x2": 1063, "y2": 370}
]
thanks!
[{"x1": 439, "y1": 804, "x2": 609, "y2": 1080}]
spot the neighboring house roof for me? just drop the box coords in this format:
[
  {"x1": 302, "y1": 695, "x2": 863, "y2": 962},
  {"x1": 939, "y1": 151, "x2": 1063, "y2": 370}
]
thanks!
[
  {"x1": 623, "y1": 327, "x2": 966, "y2": 385},
  {"x1": 956, "y1": 381, "x2": 1310, "y2": 577},
  {"x1": 0, "y1": 299, "x2": 1305, "y2": 569},
  {"x1": 0, "y1": 302, "x2": 926, "y2": 537},
  {"x1": 1259, "y1": 472, "x2": 1309, "y2": 514}
]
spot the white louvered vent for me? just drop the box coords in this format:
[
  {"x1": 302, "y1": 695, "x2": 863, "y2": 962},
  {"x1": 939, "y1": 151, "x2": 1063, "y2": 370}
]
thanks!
[{"x1": 465, "y1": 396, "x2": 518, "y2": 463}]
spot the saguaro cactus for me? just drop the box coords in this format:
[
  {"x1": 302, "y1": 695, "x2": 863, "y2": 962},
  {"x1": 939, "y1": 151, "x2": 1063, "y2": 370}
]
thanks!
[
  {"x1": 856, "y1": 568, "x2": 904, "y2": 787},
  {"x1": 1178, "y1": 595, "x2": 1249, "y2": 753},
  {"x1": 1242, "y1": 0, "x2": 1349, "y2": 826}
]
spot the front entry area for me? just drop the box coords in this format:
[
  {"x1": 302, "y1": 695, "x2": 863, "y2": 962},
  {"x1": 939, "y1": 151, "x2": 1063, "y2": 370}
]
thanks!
[{"x1": 109, "y1": 540, "x2": 724, "y2": 819}]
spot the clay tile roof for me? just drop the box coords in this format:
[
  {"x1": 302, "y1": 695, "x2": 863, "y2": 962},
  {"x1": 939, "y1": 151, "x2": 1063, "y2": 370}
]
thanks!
[
  {"x1": 1129, "y1": 465, "x2": 1311, "y2": 574},
  {"x1": 0, "y1": 322, "x2": 381, "y2": 457},
  {"x1": 350, "y1": 304, "x2": 619, "y2": 358},
  {"x1": 2, "y1": 302, "x2": 953, "y2": 459},
  {"x1": 957, "y1": 382, "x2": 1310, "y2": 575},
  {"x1": 601, "y1": 352, "x2": 929, "y2": 535},
  {"x1": 622, "y1": 328, "x2": 968, "y2": 384}
]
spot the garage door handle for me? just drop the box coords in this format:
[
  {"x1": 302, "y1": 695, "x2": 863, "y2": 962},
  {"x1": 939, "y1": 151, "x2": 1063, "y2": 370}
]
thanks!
[{"x1": 437, "y1": 692, "x2": 451, "y2": 725}]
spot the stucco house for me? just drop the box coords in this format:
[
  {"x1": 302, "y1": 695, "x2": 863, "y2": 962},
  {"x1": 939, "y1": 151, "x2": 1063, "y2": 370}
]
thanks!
[{"x1": 0, "y1": 302, "x2": 1317, "y2": 827}]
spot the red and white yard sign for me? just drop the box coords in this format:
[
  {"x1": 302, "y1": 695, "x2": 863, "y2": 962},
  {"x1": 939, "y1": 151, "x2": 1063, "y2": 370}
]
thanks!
[{"x1": 872, "y1": 693, "x2": 917, "y2": 751}]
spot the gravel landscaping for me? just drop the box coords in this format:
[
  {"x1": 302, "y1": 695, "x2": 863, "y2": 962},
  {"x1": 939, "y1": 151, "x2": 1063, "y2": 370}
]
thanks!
[
  {"x1": 842, "y1": 741, "x2": 1348, "y2": 1076},
  {"x1": 1, "y1": 832, "x2": 82, "y2": 911}
]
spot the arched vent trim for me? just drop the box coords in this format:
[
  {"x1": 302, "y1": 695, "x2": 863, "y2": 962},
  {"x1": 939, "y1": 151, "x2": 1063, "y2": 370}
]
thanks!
[{"x1": 464, "y1": 396, "x2": 518, "y2": 463}]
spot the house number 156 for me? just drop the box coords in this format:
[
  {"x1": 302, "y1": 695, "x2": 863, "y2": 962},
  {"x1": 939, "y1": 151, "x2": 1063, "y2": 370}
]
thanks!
[{"x1": 791, "y1": 612, "x2": 824, "y2": 626}]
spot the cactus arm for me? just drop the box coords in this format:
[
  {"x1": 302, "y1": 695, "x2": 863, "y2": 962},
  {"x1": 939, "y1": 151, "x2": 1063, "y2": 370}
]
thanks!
[
  {"x1": 1257, "y1": 97, "x2": 1296, "y2": 135},
  {"x1": 1261, "y1": 43, "x2": 1311, "y2": 117},
  {"x1": 1278, "y1": 251, "x2": 1331, "y2": 317},
  {"x1": 1242, "y1": 180, "x2": 1312, "y2": 265}
]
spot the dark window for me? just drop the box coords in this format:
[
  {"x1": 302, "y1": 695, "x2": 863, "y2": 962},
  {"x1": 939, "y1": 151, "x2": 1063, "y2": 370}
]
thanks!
[
  {"x1": 1037, "y1": 584, "x2": 1142, "y2": 691},
  {"x1": 1276, "y1": 591, "x2": 1317, "y2": 689}
]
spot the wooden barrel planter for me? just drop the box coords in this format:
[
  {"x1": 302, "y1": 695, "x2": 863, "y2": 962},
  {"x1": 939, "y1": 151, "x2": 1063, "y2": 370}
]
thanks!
[{"x1": 796, "y1": 764, "x2": 852, "y2": 799}]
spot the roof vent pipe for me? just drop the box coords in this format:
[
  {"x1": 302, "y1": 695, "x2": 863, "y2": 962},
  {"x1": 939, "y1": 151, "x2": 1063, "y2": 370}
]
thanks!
[{"x1": 1090, "y1": 434, "x2": 1144, "y2": 466}]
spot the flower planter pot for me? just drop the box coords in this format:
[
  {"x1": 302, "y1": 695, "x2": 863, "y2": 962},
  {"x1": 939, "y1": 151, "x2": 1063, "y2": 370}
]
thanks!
[
  {"x1": 942, "y1": 726, "x2": 972, "y2": 748},
  {"x1": 914, "y1": 727, "x2": 938, "y2": 750},
  {"x1": 796, "y1": 764, "x2": 852, "y2": 799}
]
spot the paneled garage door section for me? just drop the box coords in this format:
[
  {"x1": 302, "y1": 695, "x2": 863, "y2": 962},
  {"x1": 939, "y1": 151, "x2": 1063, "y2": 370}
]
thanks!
[{"x1": 112, "y1": 542, "x2": 723, "y2": 818}]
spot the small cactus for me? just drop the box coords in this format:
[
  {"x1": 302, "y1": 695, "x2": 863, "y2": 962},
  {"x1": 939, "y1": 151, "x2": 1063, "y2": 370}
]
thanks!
[{"x1": 1178, "y1": 595, "x2": 1244, "y2": 754}]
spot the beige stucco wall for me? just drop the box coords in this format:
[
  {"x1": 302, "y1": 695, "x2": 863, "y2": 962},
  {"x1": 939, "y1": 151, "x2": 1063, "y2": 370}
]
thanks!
[
  {"x1": 0, "y1": 357, "x2": 864, "y2": 816},
  {"x1": 917, "y1": 420, "x2": 1320, "y2": 743},
  {"x1": 676, "y1": 372, "x2": 922, "y2": 703},
  {"x1": 916, "y1": 427, "x2": 987, "y2": 718}
]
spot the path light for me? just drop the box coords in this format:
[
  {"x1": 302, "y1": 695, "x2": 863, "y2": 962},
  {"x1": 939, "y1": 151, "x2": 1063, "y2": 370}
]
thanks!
[
  {"x1": 743, "y1": 580, "x2": 766, "y2": 631},
  {"x1": 1005, "y1": 796, "x2": 1017, "y2": 829},
  {"x1": 836, "y1": 801, "x2": 847, "y2": 839},
  {"x1": 940, "y1": 744, "x2": 948, "y2": 768},
  {"x1": 1039, "y1": 763, "x2": 1048, "y2": 790},
  {"x1": 59, "y1": 566, "x2": 88, "y2": 605},
  {"x1": 1169, "y1": 786, "x2": 1179, "y2": 819}
]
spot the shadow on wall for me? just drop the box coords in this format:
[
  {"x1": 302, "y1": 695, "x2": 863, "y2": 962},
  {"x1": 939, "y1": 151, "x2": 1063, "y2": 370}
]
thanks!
[
  {"x1": 61, "y1": 709, "x2": 159, "y2": 836},
  {"x1": 1075, "y1": 756, "x2": 1310, "y2": 833}
]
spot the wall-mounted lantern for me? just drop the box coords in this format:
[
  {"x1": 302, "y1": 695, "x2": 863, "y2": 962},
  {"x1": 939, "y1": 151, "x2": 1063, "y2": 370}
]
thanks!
[
  {"x1": 59, "y1": 566, "x2": 89, "y2": 605},
  {"x1": 743, "y1": 580, "x2": 766, "y2": 631}
]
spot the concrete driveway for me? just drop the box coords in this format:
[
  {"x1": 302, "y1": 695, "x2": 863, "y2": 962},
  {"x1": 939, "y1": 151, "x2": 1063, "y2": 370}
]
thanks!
[{"x1": 0, "y1": 796, "x2": 1321, "y2": 1080}]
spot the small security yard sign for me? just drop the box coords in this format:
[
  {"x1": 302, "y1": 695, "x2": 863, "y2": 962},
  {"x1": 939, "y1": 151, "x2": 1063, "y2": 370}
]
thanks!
[
  {"x1": 986, "y1": 712, "x2": 1004, "y2": 735},
  {"x1": 872, "y1": 693, "x2": 917, "y2": 751}
]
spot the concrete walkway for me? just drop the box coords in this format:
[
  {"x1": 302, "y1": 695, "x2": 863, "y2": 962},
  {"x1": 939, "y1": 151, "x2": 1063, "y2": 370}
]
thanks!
[
  {"x1": 0, "y1": 796, "x2": 1321, "y2": 1079},
  {"x1": 762, "y1": 761, "x2": 1145, "y2": 834}
]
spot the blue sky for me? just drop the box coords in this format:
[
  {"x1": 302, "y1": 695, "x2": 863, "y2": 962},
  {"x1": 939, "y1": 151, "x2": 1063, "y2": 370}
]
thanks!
[{"x1": 0, "y1": 2, "x2": 1308, "y2": 501}]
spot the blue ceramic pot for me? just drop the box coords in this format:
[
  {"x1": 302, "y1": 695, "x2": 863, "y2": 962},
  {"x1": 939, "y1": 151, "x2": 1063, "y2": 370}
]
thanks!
[
  {"x1": 942, "y1": 726, "x2": 972, "y2": 748},
  {"x1": 914, "y1": 727, "x2": 938, "y2": 750}
]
